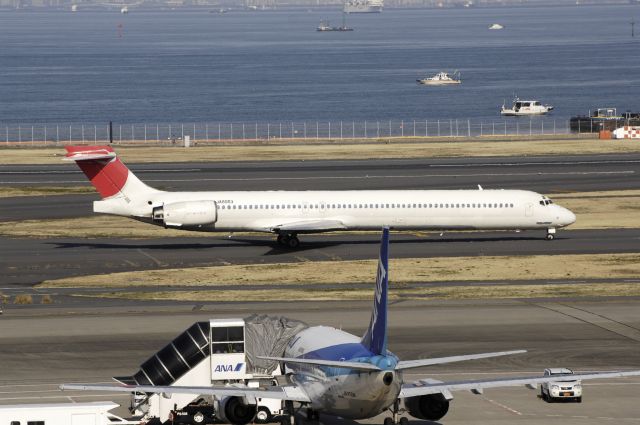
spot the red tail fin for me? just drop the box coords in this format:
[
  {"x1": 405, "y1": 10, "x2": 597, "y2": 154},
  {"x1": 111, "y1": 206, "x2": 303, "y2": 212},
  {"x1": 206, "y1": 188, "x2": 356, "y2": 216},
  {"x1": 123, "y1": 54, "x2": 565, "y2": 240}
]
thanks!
[{"x1": 65, "y1": 145, "x2": 129, "y2": 199}]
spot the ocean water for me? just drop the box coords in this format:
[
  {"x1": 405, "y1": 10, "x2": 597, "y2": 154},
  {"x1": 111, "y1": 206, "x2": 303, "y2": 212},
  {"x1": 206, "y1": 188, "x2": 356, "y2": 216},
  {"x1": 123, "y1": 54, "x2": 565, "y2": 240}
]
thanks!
[{"x1": 0, "y1": 5, "x2": 638, "y2": 124}]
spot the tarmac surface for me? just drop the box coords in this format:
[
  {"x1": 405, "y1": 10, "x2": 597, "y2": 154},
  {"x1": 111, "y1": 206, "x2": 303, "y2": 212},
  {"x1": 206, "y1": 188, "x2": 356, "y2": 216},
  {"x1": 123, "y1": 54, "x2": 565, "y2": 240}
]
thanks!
[
  {"x1": 0, "y1": 300, "x2": 639, "y2": 425},
  {"x1": 1, "y1": 228, "x2": 640, "y2": 287},
  {"x1": 1, "y1": 153, "x2": 639, "y2": 221}
]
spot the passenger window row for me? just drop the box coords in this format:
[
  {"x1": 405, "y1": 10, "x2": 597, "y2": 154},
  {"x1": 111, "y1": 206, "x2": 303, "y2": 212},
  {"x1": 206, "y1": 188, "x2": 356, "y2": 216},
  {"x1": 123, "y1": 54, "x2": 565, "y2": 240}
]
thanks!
[{"x1": 219, "y1": 202, "x2": 516, "y2": 210}]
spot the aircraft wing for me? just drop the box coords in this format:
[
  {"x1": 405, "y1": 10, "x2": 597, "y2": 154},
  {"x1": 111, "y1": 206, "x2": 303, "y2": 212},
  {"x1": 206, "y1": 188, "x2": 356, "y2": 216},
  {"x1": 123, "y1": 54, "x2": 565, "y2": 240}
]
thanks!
[
  {"x1": 268, "y1": 219, "x2": 346, "y2": 233},
  {"x1": 258, "y1": 356, "x2": 381, "y2": 371},
  {"x1": 60, "y1": 383, "x2": 311, "y2": 403},
  {"x1": 399, "y1": 370, "x2": 640, "y2": 398},
  {"x1": 396, "y1": 350, "x2": 526, "y2": 370}
]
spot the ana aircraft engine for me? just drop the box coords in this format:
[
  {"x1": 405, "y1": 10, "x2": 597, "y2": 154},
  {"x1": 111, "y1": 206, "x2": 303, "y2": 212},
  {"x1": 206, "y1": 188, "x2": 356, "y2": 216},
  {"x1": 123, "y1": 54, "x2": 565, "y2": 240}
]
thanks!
[
  {"x1": 217, "y1": 396, "x2": 257, "y2": 425},
  {"x1": 404, "y1": 393, "x2": 450, "y2": 421},
  {"x1": 152, "y1": 201, "x2": 217, "y2": 227}
]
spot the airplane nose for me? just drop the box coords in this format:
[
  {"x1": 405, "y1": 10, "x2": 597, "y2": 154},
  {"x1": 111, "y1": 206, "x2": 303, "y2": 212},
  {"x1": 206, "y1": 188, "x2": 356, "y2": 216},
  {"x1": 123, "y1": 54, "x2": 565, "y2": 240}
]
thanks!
[{"x1": 559, "y1": 207, "x2": 576, "y2": 227}]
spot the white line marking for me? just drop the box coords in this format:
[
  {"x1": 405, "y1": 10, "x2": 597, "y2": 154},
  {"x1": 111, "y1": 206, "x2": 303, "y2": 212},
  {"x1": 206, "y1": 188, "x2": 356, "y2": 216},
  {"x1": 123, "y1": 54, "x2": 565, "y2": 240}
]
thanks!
[
  {"x1": 481, "y1": 396, "x2": 522, "y2": 415},
  {"x1": 1, "y1": 170, "x2": 634, "y2": 185}
]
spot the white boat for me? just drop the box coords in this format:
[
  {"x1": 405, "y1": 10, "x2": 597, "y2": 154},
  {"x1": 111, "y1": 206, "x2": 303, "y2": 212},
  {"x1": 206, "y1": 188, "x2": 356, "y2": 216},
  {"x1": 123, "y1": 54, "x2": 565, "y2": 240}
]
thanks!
[
  {"x1": 417, "y1": 71, "x2": 461, "y2": 86},
  {"x1": 501, "y1": 98, "x2": 554, "y2": 116},
  {"x1": 71, "y1": 4, "x2": 78, "y2": 12},
  {"x1": 120, "y1": 5, "x2": 128, "y2": 13},
  {"x1": 488, "y1": 23, "x2": 504, "y2": 30},
  {"x1": 344, "y1": 0, "x2": 383, "y2": 14}
]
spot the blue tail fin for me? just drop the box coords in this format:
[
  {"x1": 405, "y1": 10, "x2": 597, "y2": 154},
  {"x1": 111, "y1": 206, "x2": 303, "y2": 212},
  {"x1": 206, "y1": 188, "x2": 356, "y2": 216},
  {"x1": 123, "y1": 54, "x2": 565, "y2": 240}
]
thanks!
[{"x1": 361, "y1": 227, "x2": 389, "y2": 356}]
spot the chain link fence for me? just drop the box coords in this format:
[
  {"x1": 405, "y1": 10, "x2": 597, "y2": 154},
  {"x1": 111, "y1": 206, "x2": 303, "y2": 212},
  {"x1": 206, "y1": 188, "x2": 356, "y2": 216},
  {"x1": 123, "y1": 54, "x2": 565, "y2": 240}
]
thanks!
[{"x1": 0, "y1": 118, "x2": 577, "y2": 144}]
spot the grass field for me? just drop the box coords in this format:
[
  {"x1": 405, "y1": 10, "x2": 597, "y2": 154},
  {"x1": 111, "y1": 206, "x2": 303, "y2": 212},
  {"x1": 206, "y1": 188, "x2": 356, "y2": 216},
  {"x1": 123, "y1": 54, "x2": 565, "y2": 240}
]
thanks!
[
  {"x1": 3, "y1": 137, "x2": 640, "y2": 165},
  {"x1": 40, "y1": 252, "x2": 640, "y2": 288}
]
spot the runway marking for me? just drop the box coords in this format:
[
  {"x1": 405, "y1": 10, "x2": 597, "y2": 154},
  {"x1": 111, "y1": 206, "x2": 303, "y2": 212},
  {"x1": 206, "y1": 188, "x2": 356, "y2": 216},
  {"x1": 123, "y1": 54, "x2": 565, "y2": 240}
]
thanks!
[
  {"x1": 480, "y1": 396, "x2": 522, "y2": 415},
  {"x1": 136, "y1": 249, "x2": 166, "y2": 267},
  {"x1": 217, "y1": 258, "x2": 232, "y2": 265},
  {"x1": 536, "y1": 303, "x2": 640, "y2": 342},
  {"x1": 2, "y1": 170, "x2": 633, "y2": 185},
  {"x1": 429, "y1": 159, "x2": 640, "y2": 167}
]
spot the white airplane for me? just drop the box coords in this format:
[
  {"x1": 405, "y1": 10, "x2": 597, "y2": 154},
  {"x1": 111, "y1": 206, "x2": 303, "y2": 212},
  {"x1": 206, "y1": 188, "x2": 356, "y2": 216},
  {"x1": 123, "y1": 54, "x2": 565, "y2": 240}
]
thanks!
[
  {"x1": 62, "y1": 228, "x2": 640, "y2": 424},
  {"x1": 65, "y1": 145, "x2": 576, "y2": 248}
]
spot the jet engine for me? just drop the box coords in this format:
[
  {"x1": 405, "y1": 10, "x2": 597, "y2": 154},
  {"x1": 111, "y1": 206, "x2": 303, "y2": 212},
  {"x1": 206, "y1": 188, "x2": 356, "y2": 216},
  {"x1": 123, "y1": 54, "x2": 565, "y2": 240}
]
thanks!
[
  {"x1": 404, "y1": 393, "x2": 450, "y2": 421},
  {"x1": 216, "y1": 396, "x2": 257, "y2": 425},
  {"x1": 152, "y1": 201, "x2": 217, "y2": 227}
]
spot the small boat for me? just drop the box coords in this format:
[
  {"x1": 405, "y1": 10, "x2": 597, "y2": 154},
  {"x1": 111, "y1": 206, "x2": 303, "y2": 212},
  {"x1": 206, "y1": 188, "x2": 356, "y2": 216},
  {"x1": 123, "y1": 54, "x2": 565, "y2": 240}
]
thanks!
[
  {"x1": 71, "y1": 4, "x2": 78, "y2": 12},
  {"x1": 316, "y1": 17, "x2": 353, "y2": 32},
  {"x1": 120, "y1": 5, "x2": 128, "y2": 13},
  {"x1": 417, "y1": 71, "x2": 461, "y2": 86},
  {"x1": 488, "y1": 23, "x2": 504, "y2": 30},
  {"x1": 500, "y1": 98, "x2": 553, "y2": 116}
]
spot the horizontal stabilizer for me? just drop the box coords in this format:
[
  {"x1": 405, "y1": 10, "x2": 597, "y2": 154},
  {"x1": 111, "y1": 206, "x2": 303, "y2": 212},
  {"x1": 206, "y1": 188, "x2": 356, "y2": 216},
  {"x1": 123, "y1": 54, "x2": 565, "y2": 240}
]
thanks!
[
  {"x1": 396, "y1": 349, "x2": 526, "y2": 370},
  {"x1": 400, "y1": 370, "x2": 640, "y2": 398},
  {"x1": 64, "y1": 146, "x2": 117, "y2": 162},
  {"x1": 60, "y1": 383, "x2": 311, "y2": 403},
  {"x1": 258, "y1": 356, "x2": 381, "y2": 371}
]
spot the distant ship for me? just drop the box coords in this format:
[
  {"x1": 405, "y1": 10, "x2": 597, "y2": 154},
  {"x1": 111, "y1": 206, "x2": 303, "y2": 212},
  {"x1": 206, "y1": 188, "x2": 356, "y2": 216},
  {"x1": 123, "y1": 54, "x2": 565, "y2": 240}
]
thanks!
[
  {"x1": 344, "y1": 0, "x2": 383, "y2": 14},
  {"x1": 317, "y1": 18, "x2": 354, "y2": 32},
  {"x1": 417, "y1": 71, "x2": 461, "y2": 86},
  {"x1": 500, "y1": 98, "x2": 553, "y2": 116},
  {"x1": 120, "y1": 5, "x2": 128, "y2": 13}
]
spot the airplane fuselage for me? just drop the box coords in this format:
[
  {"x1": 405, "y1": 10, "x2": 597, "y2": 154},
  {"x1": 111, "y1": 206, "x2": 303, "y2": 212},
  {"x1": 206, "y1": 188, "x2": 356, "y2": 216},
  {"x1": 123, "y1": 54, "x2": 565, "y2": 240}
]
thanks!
[{"x1": 103, "y1": 189, "x2": 575, "y2": 233}]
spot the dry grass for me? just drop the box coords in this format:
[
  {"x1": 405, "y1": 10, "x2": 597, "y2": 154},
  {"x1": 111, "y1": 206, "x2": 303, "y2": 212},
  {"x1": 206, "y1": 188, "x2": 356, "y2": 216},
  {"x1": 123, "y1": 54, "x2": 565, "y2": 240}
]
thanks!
[
  {"x1": 0, "y1": 293, "x2": 8, "y2": 304},
  {"x1": 40, "y1": 294, "x2": 53, "y2": 304},
  {"x1": 3, "y1": 138, "x2": 640, "y2": 165},
  {"x1": 1, "y1": 190, "x2": 638, "y2": 238},
  {"x1": 13, "y1": 294, "x2": 33, "y2": 305},
  {"x1": 86, "y1": 282, "x2": 640, "y2": 303},
  {"x1": 0, "y1": 186, "x2": 94, "y2": 198},
  {"x1": 40, "y1": 253, "x2": 640, "y2": 288}
]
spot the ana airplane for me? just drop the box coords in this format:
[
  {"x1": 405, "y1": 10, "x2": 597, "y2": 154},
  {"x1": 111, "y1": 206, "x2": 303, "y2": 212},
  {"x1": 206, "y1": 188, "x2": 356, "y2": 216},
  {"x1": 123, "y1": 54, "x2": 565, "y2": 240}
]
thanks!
[
  {"x1": 65, "y1": 145, "x2": 576, "y2": 248},
  {"x1": 62, "y1": 228, "x2": 640, "y2": 424}
]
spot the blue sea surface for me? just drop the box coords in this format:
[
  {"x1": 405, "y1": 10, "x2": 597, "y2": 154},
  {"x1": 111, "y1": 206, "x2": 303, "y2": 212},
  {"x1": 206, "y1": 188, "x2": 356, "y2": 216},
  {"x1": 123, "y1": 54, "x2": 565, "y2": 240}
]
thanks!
[{"x1": 0, "y1": 5, "x2": 638, "y2": 124}]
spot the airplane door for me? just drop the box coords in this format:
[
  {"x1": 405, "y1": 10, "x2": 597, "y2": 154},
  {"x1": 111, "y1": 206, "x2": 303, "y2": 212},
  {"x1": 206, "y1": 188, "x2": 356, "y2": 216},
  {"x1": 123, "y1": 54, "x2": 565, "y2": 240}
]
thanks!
[{"x1": 525, "y1": 203, "x2": 533, "y2": 217}]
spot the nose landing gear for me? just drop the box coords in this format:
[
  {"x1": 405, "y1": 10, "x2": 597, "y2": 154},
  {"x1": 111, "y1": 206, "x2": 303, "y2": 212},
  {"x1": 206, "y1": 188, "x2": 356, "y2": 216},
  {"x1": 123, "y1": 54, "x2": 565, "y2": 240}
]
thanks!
[
  {"x1": 276, "y1": 233, "x2": 300, "y2": 249},
  {"x1": 546, "y1": 228, "x2": 556, "y2": 240}
]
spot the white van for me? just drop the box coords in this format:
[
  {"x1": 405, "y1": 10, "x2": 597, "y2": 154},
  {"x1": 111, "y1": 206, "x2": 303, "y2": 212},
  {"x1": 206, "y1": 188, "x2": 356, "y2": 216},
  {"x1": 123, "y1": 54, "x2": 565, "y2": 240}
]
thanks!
[{"x1": 0, "y1": 401, "x2": 140, "y2": 425}]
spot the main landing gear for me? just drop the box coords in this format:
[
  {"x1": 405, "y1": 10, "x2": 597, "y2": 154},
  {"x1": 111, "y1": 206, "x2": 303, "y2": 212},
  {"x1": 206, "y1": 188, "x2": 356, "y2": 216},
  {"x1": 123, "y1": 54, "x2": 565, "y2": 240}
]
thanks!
[
  {"x1": 384, "y1": 400, "x2": 409, "y2": 425},
  {"x1": 546, "y1": 228, "x2": 556, "y2": 241},
  {"x1": 276, "y1": 233, "x2": 300, "y2": 249}
]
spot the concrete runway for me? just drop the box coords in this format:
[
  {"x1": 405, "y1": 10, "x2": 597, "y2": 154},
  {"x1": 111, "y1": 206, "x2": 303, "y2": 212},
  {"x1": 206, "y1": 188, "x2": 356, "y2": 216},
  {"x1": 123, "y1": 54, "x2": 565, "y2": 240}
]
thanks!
[
  {"x1": 1, "y1": 153, "x2": 639, "y2": 221},
  {"x1": 1, "y1": 300, "x2": 639, "y2": 425},
  {"x1": 2, "y1": 228, "x2": 640, "y2": 286}
]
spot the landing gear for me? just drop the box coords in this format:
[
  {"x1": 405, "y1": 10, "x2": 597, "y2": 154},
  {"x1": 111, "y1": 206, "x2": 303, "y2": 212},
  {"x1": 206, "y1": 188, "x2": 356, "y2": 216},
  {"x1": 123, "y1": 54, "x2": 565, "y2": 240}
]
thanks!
[
  {"x1": 546, "y1": 228, "x2": 556, "y2": 240},
  {"x1": 385, "y1": 399, "x2": 408, "y2": 425},
  {"x1": 276, "y1": 233, "x2": 300, "y2": 249}
]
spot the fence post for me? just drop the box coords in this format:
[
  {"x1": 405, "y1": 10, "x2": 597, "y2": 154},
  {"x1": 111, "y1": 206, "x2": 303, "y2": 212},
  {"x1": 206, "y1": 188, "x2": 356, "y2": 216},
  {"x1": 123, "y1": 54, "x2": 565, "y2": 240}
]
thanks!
[
  {"x1": 516, "y1": 121, "x2": 519, "y2": 136},
  {"x1": 364, "y1": 121, "x2": 367, "y2": 138},
  {"x1": 328, "y1": 122, "x2": 331, "y2": 139},
  {"x1": 31, "y1": 126, "x2": 34, "y2": 144},
  {"x1": 352, "y1": 121, "x2": 355, "y2": 139},
  {"x1": 70, "y1": 125, "x2": 72, "y2": 143},
  {"x1": 401, "y1": 120, "x2": 404, "y2": 137},
  {"x1": 492, "y1": 122, "x2": 495, "y2": 135},
  {"x1": 279, "y1": 122, "x2": 282, "y2": 140},
  {"x1": 18, "y1": 126, "x2": 21, "y2": 143},
  {"x1": 316, "y1": 122, "x2": 319, "y2": 140},
  {"x1": 437, "y1": 120, "x2": 440, "y2": 137},
  {"x1": 467, "y1": 119, "x2": 470, "y2": 137},
  {"x1": 218, "y1": 123, "x2": 221, "y2": 140},
  {"x1": 413, "y1": 120, "x2": 416, "y2": 137},
  {"x1": 389, "y1": 120, "x2": 392, "y2": 138},
  {"x1": 56, "y1": 125, "x2": 59, "y2": 143},
  {"x1": 44, "y1": 126, "x2": 47, "y2": 143},
  {"x1": 119, "y1": 125, "x2": 122, "y2": 143},
  {"x1": 425, "y1": 120, "x2": 428, "y2": 137},
  {"x1": 529, "y1": 119, "x2": 532, "y2": 136},
  {"x1": 304, "y1": 122, "x2": 306, "y2": 139},
  {"x1": 267, "y1": 123, "x2": 270, "y2": 140},
  {"x1": 291, "y1": 122, "x2": 294, "y2": 139},
  {"x1": 205, "y1": 124, "x2": 209, "y2": 142},
  {"x1": 450, "y1": 120, "x2": 453, "y2": 137},
  {"x1": 480, "y1": 122, "x2": 483, "y2": 137},
  {"x1": 243, "y1": 123, "x2": 246, "y2": 140},
  {"x1": 94, "y1": 125, "x2": 97, "y2": 142},
  {"x1": 231, "y1": 123, "x2": 234, "y2": 140},
  {"x1": 541, "y1": 120, "x2": 544, "y2": 135},
  {"x1": 553, "y1": 119, "x2": 556, "y2": 135},
  {"x1": 5, "y1": 126, "x2": 8, "y2": 143},
  {"x1": 340, "y1": 121, "x2": 343, "y2": 140}
]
